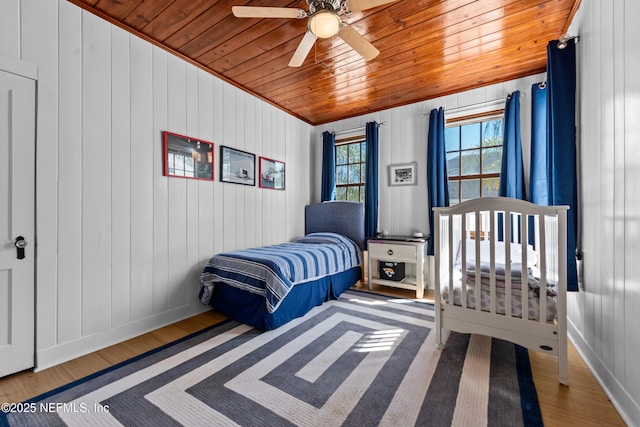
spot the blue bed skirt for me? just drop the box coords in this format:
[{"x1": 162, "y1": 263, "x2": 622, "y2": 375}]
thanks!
[{"x1": 210, "y1": 266, "x2": 362, "y2": 330}]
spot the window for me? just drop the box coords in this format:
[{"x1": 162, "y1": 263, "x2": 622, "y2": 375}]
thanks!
[
  {"x1": 445, "y1": 114, "x2": 503, "y2": 204},
  {"x1": 335, "y1": 137, "x2": 366, "y2": 203},
  {"x1": 167, "y1": 152, "x2": 195, "y2": 177}
]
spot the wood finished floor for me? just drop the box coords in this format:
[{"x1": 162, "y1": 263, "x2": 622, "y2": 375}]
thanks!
[{"x1": 0, "y1": 283, "x2": 626, "y2": 426}]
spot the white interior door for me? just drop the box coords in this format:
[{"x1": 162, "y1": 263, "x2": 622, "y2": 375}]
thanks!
[{"x1": 0, "y1": 69, "x2": 36, "y2": 377}]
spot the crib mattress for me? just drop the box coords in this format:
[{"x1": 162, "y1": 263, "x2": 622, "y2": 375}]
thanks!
[{"x1": 441, "y1": 281, "x2": 557, "y2": 322}]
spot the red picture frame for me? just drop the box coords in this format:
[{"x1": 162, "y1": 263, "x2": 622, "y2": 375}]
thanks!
[
  {"x1": 163, "y1": 131, "x2": 214, "y2": 181},
  {"x1": 259, "y1": 156, "x2": 285, "y2": 190}
]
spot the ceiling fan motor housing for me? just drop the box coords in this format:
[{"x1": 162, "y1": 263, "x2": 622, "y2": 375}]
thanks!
[{"x1": 307, "y1": 0, "x2": 345, "y2": 14}]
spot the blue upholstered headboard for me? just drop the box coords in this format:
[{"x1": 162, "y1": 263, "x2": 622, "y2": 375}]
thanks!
[{"x1": 305, "y1": 201, "x2": 366, "y2": 250}]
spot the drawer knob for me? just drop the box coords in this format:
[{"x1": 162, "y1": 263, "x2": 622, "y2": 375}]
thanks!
[{"x1": 387, "y1": 249, "x2": 394, "y2": 256}]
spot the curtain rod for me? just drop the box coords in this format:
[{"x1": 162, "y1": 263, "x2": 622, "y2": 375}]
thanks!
[
  {"x1": 420, "y1": 93, "x2": 526, "y2": 117},
  {"x1": 333, "y1": 121, "x2": 385, "y2": 136}
]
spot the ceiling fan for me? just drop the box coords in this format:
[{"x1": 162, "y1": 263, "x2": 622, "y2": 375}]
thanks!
[{"x1": 232, "y1": 0, "x2": 398, "y2": 67}]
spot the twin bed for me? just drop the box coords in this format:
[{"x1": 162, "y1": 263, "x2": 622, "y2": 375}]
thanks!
[
  {"x1": 199, "y1": 201, "x2": 365, "y2": 330},
  {"x1": 433, "y1": 197, "x2": 569, "y2": 384}
]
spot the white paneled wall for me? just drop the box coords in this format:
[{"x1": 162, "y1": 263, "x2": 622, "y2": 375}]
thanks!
[
  {"x1": 1, "y1": 0, "x2": 312, "y2": 369},
  {"x1": 314, "y1": 74, "x2": 545, "y2": 238},
  {"x1": 568, "y1": 1, "x2": 640, "y2": 424}
]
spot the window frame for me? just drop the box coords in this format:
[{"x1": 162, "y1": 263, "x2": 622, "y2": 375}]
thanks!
[
  {"x1": 334, "y1": 135, "x2": 366, "y2": 203},
  {"x1": 445, "y1": 110, "x2": 504, "y2": 204}
]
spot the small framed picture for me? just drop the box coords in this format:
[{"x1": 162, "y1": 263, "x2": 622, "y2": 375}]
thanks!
[
  {"x1": 388, "y1": 162, "x2": 417, "y2": 186},
  {"x1": 163, "y1": 131, "x2": 214, "y2": 180},
  {"x1": 259, "y1": 156, "x2": 285, "y2": 190},
  {"x1": 220, "y1": 146, "x2": 256, "y2": 186}
]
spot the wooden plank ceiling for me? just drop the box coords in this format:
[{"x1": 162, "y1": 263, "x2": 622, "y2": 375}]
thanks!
[{"x1": 68, "y1": 0, "x2": 580, "y2": 125}]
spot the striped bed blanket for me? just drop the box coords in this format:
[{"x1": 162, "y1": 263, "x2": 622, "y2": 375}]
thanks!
[{"x1": 199, "y1": 233, "x2": 362, "y2": 313}]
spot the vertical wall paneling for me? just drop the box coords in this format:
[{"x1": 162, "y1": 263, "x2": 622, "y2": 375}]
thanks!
[
  {"x1": 185, "y1": 65, "x2": 200, "y2": 305},
  {"x1": 600, "y1": 3, "x2": 624, "y2": 376},
  {"x1": 276, "y1": 109, "x2": 286, "y2": 242},
  {"x1": 110, "y1": 25, "x2": 132, "y2": 327},
  {"x1": 235, "y1": 90, "x2": 247, "y2": 249},
  {"x1": 567, "y1": 0, "x2": 640, "y2": 423},
  {"x1": 197, "y1": 70, "x2": 214, "y2": 281},
  {"x1": 253, "y1": 97, "x2": 264, "y2": 245},
  {"x1": 611, "y1": 0, "x2": 626, "y2": 381},
  {"x1": 81, "y1": 11, "x2": 112, "y2": 335},
  {"x1": 261, "y1": 105, "x2": 275, "y2": 245},
  {"x1": 129, "y1": 36, "x2": 154, "y2": 322},
  {"x1": 56, "y1": 0, "x2": 83, "y2": 345},
  {"x1": 596, "y1": 0, "x2": 612, "y2": 362},
  {"x1": 222, "y1": 84, "x2": 237, "y2": 252},
  {"x1": 583, "y1": 0, "x2": 599, "y2": 349},
  {"x1": 413, "y1": 101, "x2": 429, "y2": 237},
  {"x1": 152, "y1": 48, "x2": 169, "y2": 316},
  {"x1": 284, "y1": 114, "x2": 292, "y2": 238},
  {"x1": 212, "y1": 77, "x2": 225, "y2": 257},
  {"x1": 22, "y1": 0, "x2": 59, "y2": 351},
  {"x1": 622, "y1": 0, "x2": 640, "y2": 412},
  {"x1": 166, "y1": 56, "x2": 188, "y2": 311},
  {"x1": 243, "y1": 95, "x2": 257, "y2": 249}
]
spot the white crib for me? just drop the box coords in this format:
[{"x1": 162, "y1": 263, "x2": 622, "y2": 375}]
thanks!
[{"x1": 433, "y1": 197, "x2": 569, "y2": 384}]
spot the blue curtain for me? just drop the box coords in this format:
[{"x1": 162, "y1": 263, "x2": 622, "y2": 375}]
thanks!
[
  {"x1": 529, "y1": 41, "x2": 578, "y2": 291},
  {"x1": 427, "y1": 107, "x2": 449, "y2": 256},
  {"x1": 528, "y1": 83, "x2": 549, "y2": 248},
  {"x1": 321, "y1": 131, "x2": 336, "y2": 202},
  {"x1": 547, "y1": 40, "x2": 579, "y2": 291},
  {"x1": 530, "y1": 83, "x2": 550, "y2": 206},
  {"x1": 498, "y1": 91, "x2": 525, "y2": 242},
  {"x1": 364, "y1": 122, "x2": 379, "y2": 238},
  {"x1": 498, "y1": 91, "x2": 525, "y2": 200}
]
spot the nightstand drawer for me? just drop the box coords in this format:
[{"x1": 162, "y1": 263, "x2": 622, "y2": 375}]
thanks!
[{"x1": 368, "y1": 242, "x2": 416, "y2": 260}]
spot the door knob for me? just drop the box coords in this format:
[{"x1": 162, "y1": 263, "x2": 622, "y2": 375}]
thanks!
[{"x1": 14, "y1": 236, "x2": 27, "y2": 260}]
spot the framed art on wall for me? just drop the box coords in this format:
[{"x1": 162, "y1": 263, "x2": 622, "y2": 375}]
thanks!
[
  {"x1": 220, "y1": 145, "x2": 256, "y2": 186},
  {"x1": 259, "y1": 156, "x2": 285, "y2": 190},
  {"x1": 163, "y1": 131, "x2": 214, "y2": 180},
  {"x1": 388, "y1": 162, "x2": 417, "y2": 186}
]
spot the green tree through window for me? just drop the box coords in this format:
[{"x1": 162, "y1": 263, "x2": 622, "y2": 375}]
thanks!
[
  {"x1": 445, "y1": 115, "x2": 503, "y2": 204},
  {"x1": 335, "y1": 138, "x2": 366, "y2": 203}
]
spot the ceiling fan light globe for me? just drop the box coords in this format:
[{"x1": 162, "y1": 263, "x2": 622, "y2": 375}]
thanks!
[{"x1": 309, "y1": 10, "x2": 341, "y2": 38}]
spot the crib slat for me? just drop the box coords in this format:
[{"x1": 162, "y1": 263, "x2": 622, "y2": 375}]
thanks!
[
  {"x1": 522, "y1": 213, "x2": 529, "y2": 320},
  {"x1": 474, "y1": 211, "x2": 481, "y2": 312},
  {"x1": 489, "y1": 210, "x2": 497, "y2": 315},
  {"x1": 504, "y1": 210, "x2": 512, "y2": 318},
  {"x1": 461, "y1": 214, "x2": 467, "y2": 309},
  {"x1": 448, "y1": 214, "x2": 454, "y2": 309},
  {"x1": 538, "y1": 214, "x2": 547, "y2": 324}
]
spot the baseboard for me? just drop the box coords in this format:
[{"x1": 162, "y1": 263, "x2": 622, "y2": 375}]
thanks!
[
  {"x1": 35, "y1": 302, "x2": 210, "y2": 372},
  {"x1": 568, "y1": 320, "x2": 639, "y2": 427}
]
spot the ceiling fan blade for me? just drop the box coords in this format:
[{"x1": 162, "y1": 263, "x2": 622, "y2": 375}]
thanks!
[
  {"x1": 347, "y1": 0, "x2": 399, "y2": 12},
  {"x1": 338, "y1": 24, "x2": 379, "y2": 61},
  {"x1": 232, "y1": 6, "x2": 306, "y2": 19},
  {"x1": 289, "y1": 31, "x2": 317, "y2": 67}
]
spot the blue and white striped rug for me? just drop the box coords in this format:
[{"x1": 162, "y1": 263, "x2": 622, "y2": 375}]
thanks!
[{"x1": 1, "y1": 290, "x2": 542, "y2": 426}]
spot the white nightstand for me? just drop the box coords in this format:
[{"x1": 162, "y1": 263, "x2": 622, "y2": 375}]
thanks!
[{"x1": 367, "y1": 236, "x2": 428, "y2": 299}]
